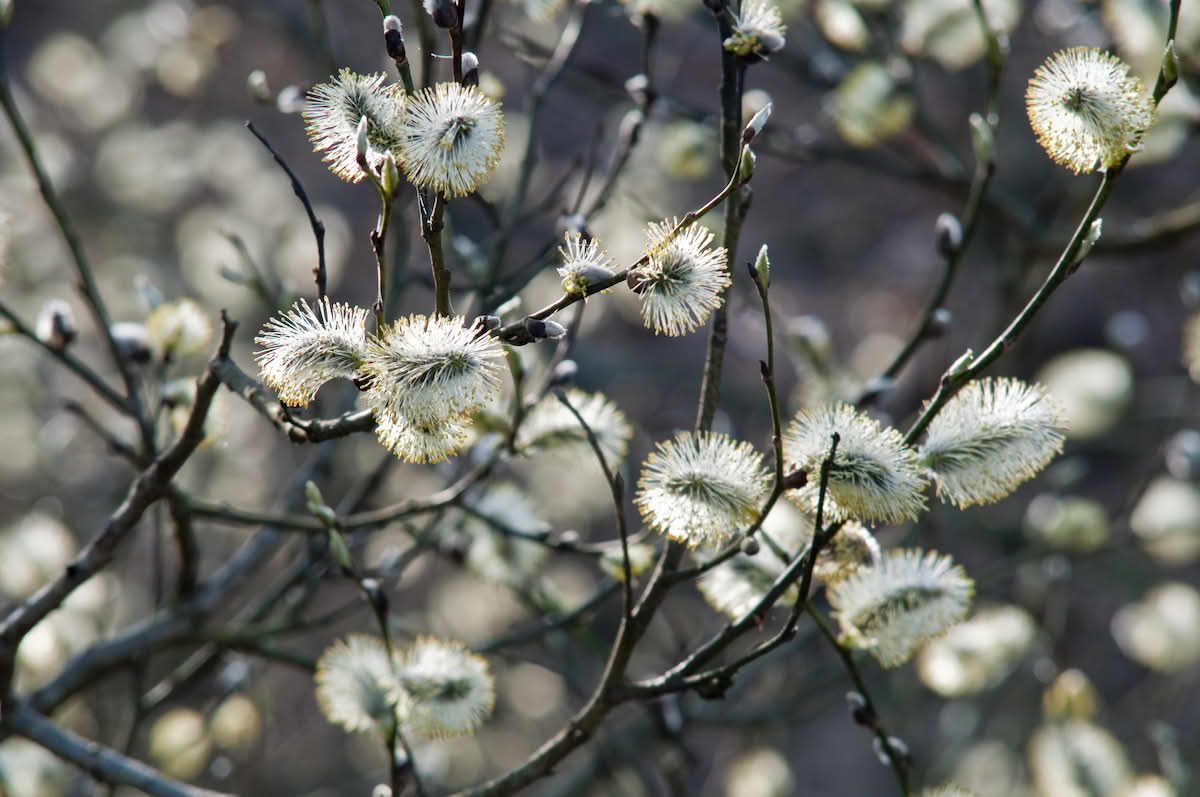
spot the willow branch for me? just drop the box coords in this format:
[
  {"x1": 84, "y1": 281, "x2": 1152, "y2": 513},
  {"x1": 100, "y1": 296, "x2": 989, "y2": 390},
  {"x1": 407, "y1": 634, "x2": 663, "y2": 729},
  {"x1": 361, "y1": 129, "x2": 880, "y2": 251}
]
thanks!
[
  {"x1": 0, "y1": 315, "x2": 236, "y2": 693},
  {"x1": 0, "y1": 33, "x2": 150, "y2": 448},
  {"x1": 2, "y1": 701, "x2": 232, "y2": 797},
  {"x1": 246, "y1": 121, "x2": 328, "y2": 299}
]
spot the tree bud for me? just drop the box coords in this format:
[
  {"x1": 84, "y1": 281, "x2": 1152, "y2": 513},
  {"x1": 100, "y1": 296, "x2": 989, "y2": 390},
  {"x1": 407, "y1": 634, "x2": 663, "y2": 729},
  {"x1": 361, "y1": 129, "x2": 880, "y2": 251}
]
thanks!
[
  {"x1": 549, "y1": 359, "x2": 578, "y2": 388},
  {"x1": 525, "y1": 318, "x2": 567, "y2": 340},
  {"x1": 1072, "y1": 218, "x2": 1102, "y2": 266},
  {"x1": 381, "y1": 155, "x2": 400, "y2": 198},
  {"x1": 462, "y1": 51, "x2": 480, "y2": 87},
  {"x1": 738, "y1": 146, "x2": 757, "y2": 183},
  {"x1": 753, "y1": 244, "x2": 770, "y2": 288},
  {"x1": 246, "y1": 69, "x2": 271, "y2": 102},
  {"x1": 355, "y1": 115, "x2": 370, "y2": 171},
  {"x1": 935, "y1": 212, "x2": 962, "y2": 258},
  {"x1": 36, "y1": 299, "x2": 77, "y2": 349},
  {"x1": 929, "y1": 308, "x2": 952, "y2": 337},
  {"x1": 1162, "y1": 40, "x2": 1179, "y2": 85},
  {"x1": 423, "y1": 0, "x2": 459, "y2": 29},
  {"x1": 742, "y1": 101, "x2": 772, "y2": 143},
  {"x1": 969, "y1": 112, "x2": 993, "y2": 164}
]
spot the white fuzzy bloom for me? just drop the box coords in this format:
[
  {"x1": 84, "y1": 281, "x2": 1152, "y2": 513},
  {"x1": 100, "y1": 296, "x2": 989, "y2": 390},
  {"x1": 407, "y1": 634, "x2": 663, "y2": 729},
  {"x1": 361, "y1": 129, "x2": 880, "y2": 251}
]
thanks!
[
  {"x1": 1026, "y1": 47, "x2": 1156, "y2": 174},
  {"x1": 363, "y1": 314, "x2": 503, "y2": 425},
  {"x1": 146, "y1": 298, "x2": 212, "y2": 358},
  {"x1": 314, "y1": 634, "x2": 401, "y2": 735},
  {"x1": 635, "y1": 431, "x2": 770, "y2": 549},
  {"x1": 373, "y1": 411, "x2": 471, "y2": 464},
  {"x1": 916, "y1": 605, "x2": 1037, "y2": 696},
  {"x1": 698, "y1": 501, "x2": 880, "y2": 620},
  {"x1": 303, "y1": 69, "x2": 405, "y2": 182},
  {"x1": 35, "y1": 299, "x2": 76, "y2": 349},
  {"x1": 723, "y1": 0, "x2": 787, "y2": 58},
  {"x1": 828, "y1": 549, "x2": 974, "y2": 667},
  {"x1": 918, "y1": 378, "x2": 1067, "y2": 508},
  {"x1": 461, "y1": 483, "x2": 551, "y2": 588},
  {"x1": 785, "y1": 402, "x2": 928, "y2": 525},
  {"x1": 397, "y1": 83, "x2": 505, "y2": 197},
  {"x1": 557, "y1": 232, "x2": 615, "y2": 298},
  {"x1": 631, "y1": 219, "x2": 730, "y2": 336},
  {"x1": 515, "y1": 389, "x2": 633, "y2": 469},
  {"x1": 396, "y1": 637, "x2": 495, "y2": 739},
  {"x1": 254, "y1": 298, "x2": 369, "y2": 407}
]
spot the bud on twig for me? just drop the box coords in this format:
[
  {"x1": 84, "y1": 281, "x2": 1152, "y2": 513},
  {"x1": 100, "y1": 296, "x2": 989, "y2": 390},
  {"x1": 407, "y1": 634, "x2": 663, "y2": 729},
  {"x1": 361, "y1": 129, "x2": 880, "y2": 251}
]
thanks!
[
  {"x1": 935, "y1": 212, "x2": 962, "y2": 258},
  {"x1": 873, "y1": 735, "x2": 911, "y2": 767},
  {"x1": 738, "y1": 146, "x2": 757, "y2": 183},
  {"x1": 36, "y1": 299, "x2": 77, "y2": 350},
  {"x1": 969, "y1": 112, "x2": 993, "y2": 164},
  {"x1": 740, "y1": 537, "x2": 760, "y2": 556},
  {"x1": 355, "y1": 115, "x2": 370, "y2": 173},
  {"x1": 1162, "y1": 39, "x2": 1179, "y2": 85},
  {"x1": 929, "y1": 307, "x2": 952, "y2": 337},
  {"x1": 381, "y1": 155, "x2": 400, "y2": 198},
  {"x1": 742, "y1": 102, "x2": 772, "y2": 143},
  {"x1": 525, "y1": 318, "x2": 567, "y2": 340},
  {"x1": 944, "y1": 348, "x2": 974, "y2": 381},
  {"x1": 423, "y1": 0, "x2": 459, "y2": 29},
  {"x1": 753, "y1": 244, "x2": 771, "y2": 289},
  {"x1": 625, "y1": 74, "x2": 652, "y2": 108},
  {"x1": 383, "y1": 15, "x2": 407, "y2": 63},
  {"x1": 246, "y1": 69, "x2": 271, "y2": 102},
  {"x1": 110, "y1": 322, "x2": 152, "y2": 364},
  {"x1": 360, "y1": 577, "x2": 389, "y2": 616},
  {"x1": 462, "y1": 51, "x2": 480, "y2": 87},
  {"x1": 1072, "y1": 218, "x2": 1102, "y2": 266},
  {"x1": 845, "y1": 691, "x2": 876, "y2": 727},
  {"x1": 549, "y1": 359, "x2": 578, "y2": 388}
]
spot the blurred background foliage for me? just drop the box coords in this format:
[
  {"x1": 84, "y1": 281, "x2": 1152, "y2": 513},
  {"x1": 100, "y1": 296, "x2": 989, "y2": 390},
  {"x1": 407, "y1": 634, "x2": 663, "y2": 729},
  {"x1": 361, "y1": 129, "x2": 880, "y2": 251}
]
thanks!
[{"x1": 0, "y1": 0, "x2": 1199, "y2": 794}]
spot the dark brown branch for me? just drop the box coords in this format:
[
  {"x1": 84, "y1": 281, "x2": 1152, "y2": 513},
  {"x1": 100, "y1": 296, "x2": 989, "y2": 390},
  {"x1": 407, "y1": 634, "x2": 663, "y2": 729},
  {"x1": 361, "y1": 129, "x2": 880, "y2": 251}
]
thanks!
[
  {"x1": 212, "y1": 356, "x2": 375, "y2": 442},
  {"x1": 0, "y1": 315, "x2": 236, "y2": 693},
  {"x1": 245, "y1": 121, "x2": 328, "y2": 299}
]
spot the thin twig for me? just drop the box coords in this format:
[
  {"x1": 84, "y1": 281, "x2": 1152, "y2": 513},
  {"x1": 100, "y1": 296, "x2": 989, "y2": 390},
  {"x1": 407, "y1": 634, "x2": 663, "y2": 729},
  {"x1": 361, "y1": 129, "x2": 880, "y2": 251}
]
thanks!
[
  {"x1": 2, "y1": 701, "x2": 232, "y2": 797},
  {"x1": 696, "y1": 11, "x2": 748, "y2": 433},
  {"x1": 0, "y1": 299, "x2": 131, "y2": 417},
  {"x1": 0, "y1": 34, "x2": 153, "y2": 451},
  {"x1": 554, "y1": 391, "x2": 633, "y2": 620},
  {"x1": 0, "y1": 314, "x2": 237, "y2": 693},
  {"x1": 212, "y1": 355, "x2": 375, "y2": 442},
  {"x1": 805, "y1": 605, "x2": 911, "y2": 796},
  {"x1": 246, "y1": 121, "x2": 328, "y2": 299},
  {"x1": 904, "y1": 0, "x2": 1181, "y2": 445}
]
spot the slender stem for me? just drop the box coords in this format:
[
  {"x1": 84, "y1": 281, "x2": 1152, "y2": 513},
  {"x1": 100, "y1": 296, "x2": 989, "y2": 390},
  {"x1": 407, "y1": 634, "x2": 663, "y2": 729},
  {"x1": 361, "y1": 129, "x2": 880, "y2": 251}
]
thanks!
[
  {"x1": 904, "y1": 0, "x2": 1180, "y2": 444},
  {"x1": 0, "y1": 34, "x2": 152, "y2": 450},
  {"x1": 0, "y1": 300, "x2": 131, "y2": 415},
  {"x1": 245, "y1": 122, "x2": 328, "y2": 300},
  {"x1": 487, "y1": 0, "x2": 589, "y2": 276},
  {"x1": 3, "y1": 701, "x2": 232, "y2": 797},
  {"x1": 554, "y1": 392, "x2": 633, "y2": 620},
  {"x1": 372, "y1": 191, "x2": 396, "y2": 329},
  {"x1": 422, "y1": 193, "x2": 453, "y2": 316},
  {"x1": 0, "y1": 316, "x2": 236, "y2": 697},
  {"x1": 806, "y1": 606, "x2": 911, "y2": 796},
  {"x1": 495, "y1": 152, "x2": 745, "y2": 344},
  {"x1": 450, "y1": 24, "x2": 464, "y2": 84},
  {"x1": 904, "y1": 170, "x2": 1116, "y2": 445},
  {"x1": 696, "y1": 24, "x2": 747, "y2": 432}
]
